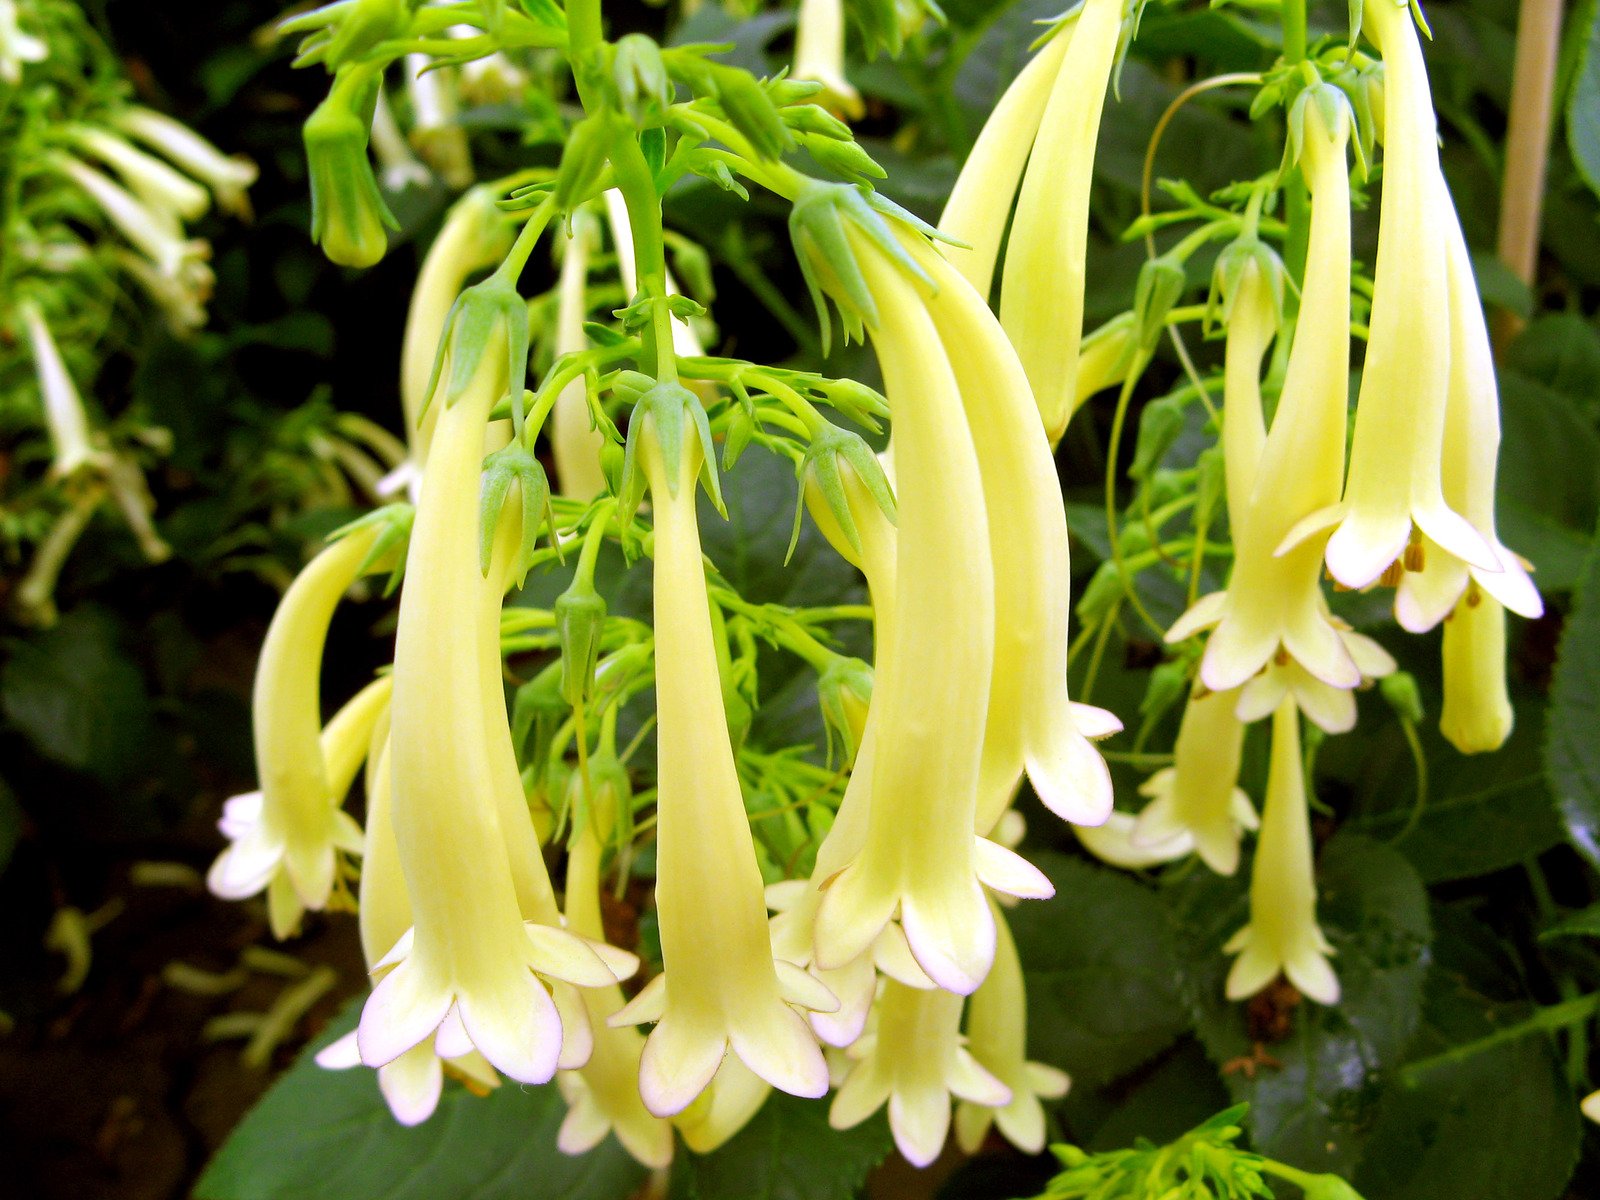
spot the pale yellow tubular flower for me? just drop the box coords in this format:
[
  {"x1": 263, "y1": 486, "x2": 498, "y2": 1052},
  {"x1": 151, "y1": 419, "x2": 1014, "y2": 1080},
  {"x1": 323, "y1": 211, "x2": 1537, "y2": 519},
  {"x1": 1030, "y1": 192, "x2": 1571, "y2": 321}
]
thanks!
[
  {"x1": 999, "y1": 0, "x2": 1127, "y2": 439},
  {"x1": 405, "y1": 54, "x2": 474, "y2": 188},
  {"x1": 1582, "y1": 1089, "x2": 1600, "y2": 1125},
  {"x1": 1074, "y1": 811, "x2": 1193, "y2": 868},
  {"x1": 359, "y1": 335, "x2": 625, "y2": 1085},
  {"x1": 1288, "y1": 0, "x2": 1496, "y2": 590},
  {"x1": 317, "y1": 732, "x2": 501, "y2": 1125},
  {"x1": 1067, "y1": 312, "x2": 1138, "y2": 423},
  {"x1": 1168, "y1": 98, "x2": 1361, "y2": 699},
  {"x1": 0, "y1": 0, "x2": 47, "y2": 84},
  {"x1": 1393, "y1": 181, "x2": 1542, "y2": 633},
  {"x1": 813, "y1": 241, "x2": 1052, "y2": 998},
  {"x1": 207, "y1": 526, "x2": 387, "y2": 937},
  {"x1": 912, "y1": 239, "x2": 1118, "y2": 832},
  {"x1": 674, "y1": 1056, "x2": 772, "y2": 1153},
  {"x1": 370, "y1": 86, "x2": 433, "y2": 192},
  {"x1": 938, "y1": 22, "x2": 1074, "y2": 297},
  {"x1": 1234, "y1": 626, "x2": 1395, "y2": 736},
  {"x1": 1218, "y1": 259, "x2": 1273, "y2": 528},
  {"x1": 1132, "y1": 685, "x2": 1258, "y2": 877},
  {"x1": 65, "y1": 125, "x2": 211, "y2": 223},
  {"x1": 52, "y1": 154, "x2": 210, "y2": 280},
  {"x1": 399, "y1": 186, "x2": 517, "y2": 466},
  {"x1": 1438, "y1": 589, "x2": 1514, "y2": 754},
  {"x1": 769, "y1": 458, "x2": 934, "y2": 1050},
  {"x1": 830, "y1": 980, "x2": 1010, "y2": 1167},
  {"x1": 954, "y1": 898, "x2": 1069, "y2": 1155},
  {"x1": 18, "y1": 299, "x2": 111, "y2": 479},
  {"x1": 116, "y1": 105, "x2": 257, "y2": 218},
  {"x1": 1224, "y1": 699, "x2": 1339, "y2": 1005},
  {"x1": 551, "y1": 205, "x2": 608, "y2": 500},
  {"x1": 793, "y1": 0, "x2": 863, "y2": 120},
  {"x1": 557, "y1": 799, "x2": 674, "y2": 1168},
  {"x1": 614, "y1": 422, "x2": 833, "y2": 1117}
]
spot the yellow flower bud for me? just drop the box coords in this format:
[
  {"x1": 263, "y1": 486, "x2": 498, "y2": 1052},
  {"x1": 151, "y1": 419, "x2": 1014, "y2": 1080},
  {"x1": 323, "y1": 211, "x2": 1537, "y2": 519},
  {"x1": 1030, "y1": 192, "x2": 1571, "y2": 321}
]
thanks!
[{"x1": 1439, "y1": 588, "x2": 1514, "y2": 755}]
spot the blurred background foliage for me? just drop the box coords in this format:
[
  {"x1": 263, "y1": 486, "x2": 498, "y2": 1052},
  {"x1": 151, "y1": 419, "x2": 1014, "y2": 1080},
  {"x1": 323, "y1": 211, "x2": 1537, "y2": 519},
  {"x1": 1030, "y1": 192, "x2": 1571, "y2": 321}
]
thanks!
[{"x1": 5, "y1": 0, "x2": 1600, "y2": 1197}]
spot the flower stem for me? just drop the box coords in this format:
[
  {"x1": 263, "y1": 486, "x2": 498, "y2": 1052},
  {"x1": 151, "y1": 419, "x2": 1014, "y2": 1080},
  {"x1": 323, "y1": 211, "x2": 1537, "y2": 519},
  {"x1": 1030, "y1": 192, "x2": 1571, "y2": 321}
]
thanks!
[{"x1": 1398, "y1": 991, "x2": 1600, "y2": 1087}]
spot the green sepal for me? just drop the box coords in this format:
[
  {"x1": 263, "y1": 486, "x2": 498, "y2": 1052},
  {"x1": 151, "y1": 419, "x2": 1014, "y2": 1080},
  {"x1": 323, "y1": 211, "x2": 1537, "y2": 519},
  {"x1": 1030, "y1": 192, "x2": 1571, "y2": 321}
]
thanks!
[
  {"x1": 791, "y1": 425, "x2": 897, "y2": 563},
  {"x1": 816, "y1": 655, "x2": 873, "y2": 767},
  {"x1": 554, "y1": 585, "x2": 607, "y2": 707},
  {"x1": 556, "y1": 110, "x2": 627, "y2": 214},
  {"x1": 800, "y1": 133, "x2": 888, "y2": 186},
  {"x1": 424, "y1": 271, "x2": 531, "y2": 419},
  {"x1": 814, "y1": 377, "x2": 889, "y2": 433},
  {"x1": 617, "y1": 380, "x2": 723, "y2": 531},
  {"x1": 723, "y1": 401, "x2": 757, "y2": 471},
  {"x1": 327, "y1": 502, "x2": 414, "y2": 596},
  {"x1": 1130, "y1": 394, "x2": 1185, "y2": 481},
  {"x1": 611, "y1": 34, "x2": 673, "y2": 126},
  {"x1": 1380, "y1": 670, "x2": 1425, "y2": 723},
  {"x1": 511, "y1": 659, "x2": 566, "y2": 764},
  {"x1": 478, "y1": 440, "x2": 554, "y2": 582},
  {"x1": 1131, "y1": 253, "x2": 1189, "y2": 351},
  {"x1": 320, "y1": 0, "x2": 408, "y2": 71},
  {"x1": 1210, "y1": 235, "x2": 1286, "y2": 329}
]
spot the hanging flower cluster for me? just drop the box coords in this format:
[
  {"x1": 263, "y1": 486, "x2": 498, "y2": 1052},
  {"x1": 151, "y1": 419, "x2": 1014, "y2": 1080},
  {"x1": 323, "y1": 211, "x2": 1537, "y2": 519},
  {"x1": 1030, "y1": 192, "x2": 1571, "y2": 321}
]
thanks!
[{"x1": 205, "y1": 0, "x2": 1556, "y2": 1172}]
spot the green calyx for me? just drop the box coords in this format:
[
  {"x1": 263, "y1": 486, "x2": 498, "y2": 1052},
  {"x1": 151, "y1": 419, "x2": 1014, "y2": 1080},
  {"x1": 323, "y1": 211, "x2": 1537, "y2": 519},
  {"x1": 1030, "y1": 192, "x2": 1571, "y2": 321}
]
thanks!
[
  {"x1": 816, "y1": 654, "x2": 873, "y2": 767},
  {"x1": 617, "y1": 378, "x2": 723, "y2": 530},
  {"x1": 478, "y1": 440, "x2": 554, "y2": 582},
  {"x1": 789, "y1": 424, "x2": 897, "y2": 564},
  {"x1": 555, "y1": 584, "x2": 607, "y2": 708},
  {"x1": 425, "y1": 270, "x2": 531, "y2": 416},
  {"x1": 304, "y1": 71, "x2": 397, "y2": 268},
  {"x1": 327, "y1": 501, "x2": 414, "y2": 595}
]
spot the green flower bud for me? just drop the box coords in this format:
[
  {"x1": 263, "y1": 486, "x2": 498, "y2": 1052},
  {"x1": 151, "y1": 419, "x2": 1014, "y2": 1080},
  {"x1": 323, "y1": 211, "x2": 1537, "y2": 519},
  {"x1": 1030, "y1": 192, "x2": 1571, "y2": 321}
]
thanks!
[
  {"x1": 1132, "y1": 253, "x2": 1189, "y2": 351},
  {"x1": 800, "y1": 131, "x2": 888, "y2": 186},
  {"x1": 555, "y1": 584, "x2": 607, "y2": 707},
  {"x1": 792, "y1": 424, "x2": 897, "y2": 563},
  {"x1": 1380, "y1": 670, "x2": 1425, "y2": 724},
  {"x1": 1139, "y1": 657, "x2": 1191, "y2": 720},
  {"x1": 555, "y1": 110, "x2": 624, "y2": 213},
  {"x1": 1076, "y1": 561, "x2": 1124, "y2": 626},
  {"x1": 1300, "y1": 1175, "x2": 1366, "y2": 1200},
  {"x1": 713, "y1": 69, "x2": 792, "y2": 161},
  {"x1": 1131, "y1": 394, "x2": 1186, "y2": 481},
  {"x1": 478, "y1": 440, "x2": 552, "y2": 581},
  {"x1": 563, "y1": 745, "x2": 633, "y2": 847},
  {"x1": 617, "y1": 380, "x2": 721, "y2": 527},
  {"x1": 511, "y1": 659, "x2": 566, "y2": 763},
  {"x1": 612, "y1": 34, "x2": 673, "y2": 125},
  {"x1": 817, "y1": 655, "x2": 873, "y2": 766},
  {"x1": 321, "y1": 0, "x2": 408, "y2": 70},
  {"x1": 304, "y1": 79, "x2": 396, "y2": 268}
]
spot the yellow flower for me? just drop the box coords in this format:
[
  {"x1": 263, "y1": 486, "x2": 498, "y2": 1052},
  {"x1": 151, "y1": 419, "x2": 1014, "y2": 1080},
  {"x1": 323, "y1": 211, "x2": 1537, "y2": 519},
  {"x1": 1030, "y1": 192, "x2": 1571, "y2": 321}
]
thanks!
[
  {"x1": 910, "y1": 237, "x2": 1118, "y2": 833},
  {"x1": 358, "y1": 330, "x2": 632, "y2": 1086},
  {"x1": 1168, "y1": 98, "x2": 1361, "y2": 699},
  {"x1": 954, "y1": 899, "x2": 1070, "y2": 1155},
  {"x1": 1393, "y1": 184, "x2": 1541, "y2": 633},
  {"x1": 17, "y1": 299, "x2": 111, "y2": 480},
  {"x1": 812, "y1": 236, "x2": 1052, "y2": 997},
  {"x1": 1233, "y1": 625, "x2": 1395, "y2": 736},
  {"x1": 674, "y1": 1057, "x2": 773, "y2": 1153},
  {"x1": 792, "y1": 0, "x2": 864, "y2": 120},
  {"x1": 1132, "y1": 686, "x2": 1258, "y2": 876},
  {"x1": 206, "y1": 528, "x2": 391, "y2": 937},
  {"x1": 551, "y1": 205, "x2": 607, "y2": 500},
  {"x1": 1224, "y1": 700, "x2": 1339, "y2": 1005},
  {"x1": 0, "y1": 0, "x2": 46, "y2": 84},
  {"x1": 998, "y1": 0, "x2": 1129, "y2": 438},
  {"x1": 938, "y1": 20, "x2": 1073, "y2": 297},
  {"x1": 1074, "y1": 811, "x2": 1194, "y2": 869},
  {"x1": 117, "y1": 105, "x2": 257, "y2": 218},
  {"x1": 830, "y1": 980, "x2": 1010, "y2": 1167},
  {"x1": 611, "y1": 410, "x2": 834, "y2": 1117},
  {"x1": 1290, "y1": 0, "x2": 1496, "y2": 590},
  {"x1": 1439, "y1": 588, "x2": 1514, "y2": 755},
  {"x1": 405, "y1": 54, "x2": 474, "y2": 188},
  {"x1": 1582, "y1": 1089, "x2": 1600, "y2": 1125}
]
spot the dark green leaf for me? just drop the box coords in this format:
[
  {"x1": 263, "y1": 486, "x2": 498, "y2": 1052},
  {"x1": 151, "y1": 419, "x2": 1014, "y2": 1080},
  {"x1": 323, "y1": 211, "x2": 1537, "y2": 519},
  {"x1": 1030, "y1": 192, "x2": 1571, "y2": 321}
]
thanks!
[
  {"x1": 1546, "y1": 521, "x2": 1600, "y2": 870},
  {"x1": 1009, "y1": 853, "x2": 1190, "y2": 1089},
  {"x1": 0, "y1": 776, "x2": 21, "y2": 876},
  {"x1": 195, "y1": 999, "x2": 647, "y2": 1200},
  {"x1": 679, "y1": 1092, "x2": 891, "y2": 1200},
  {"x1": 1538, "y1": 901, "x2": 1600, "y2": 941},
  {"x1": 1185, "y1": 836, "x2": 1432, "y2": 1177}
]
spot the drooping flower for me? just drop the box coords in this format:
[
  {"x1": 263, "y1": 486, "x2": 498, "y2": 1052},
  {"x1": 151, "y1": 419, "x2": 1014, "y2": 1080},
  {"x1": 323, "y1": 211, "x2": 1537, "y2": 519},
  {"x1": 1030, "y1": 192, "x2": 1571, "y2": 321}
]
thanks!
[
  {"x1": 610, "y1": 389, "x2": 834, "y2": 1117},
  {"x1": 0, "y1": 0, "x2": 46, "y2": 83},
  {"x1": 1392, "y1": 181, "x2": 1542, "y2": 633},
  {"x1": 1582, "y1": 1089, "x2": 1600, "y2": 1125},
  {"x1": 358, "y1": 323, "x2": 632, "y2": 1087},
  {"x1": 830, "y1": 980, "x2": 1010, "y2": 1167},
  {"x1": 116, "y1": 105, "x2": 258, "y2": 218},
  {"x1": 405, "y1": 53, "x2": 474, "y2": 188},
  {"x1": 1224, "y1": 699, "x2": 1339, "y2": 1005},
  {"x1": 1232, "y1": 624, "x2": 1395, "y2": 736},
  {"x1": 1438, "y1": 588, "x2": 1514, "y2": 754},
  {"x1": 954, "y1": 898, "x2": 1069, "y2": 1155},
  {"x1": 64, "y1": 125, "x2": 211, "y2": 223},
  {"x1": 1287, "y1": 0, "x2": 1497, "y2": 590},
  {"x1": 909, "y1": 236, "x2": 1118, "y2": 833},
  {"x1": 550, "y1": 205, "x2": 607, "y2": 500},
  {"x1": 1074, "y1": 811, "x2": 1193, "y2": 870},
  {"x1": 1168, "y1": 95, "x2": 1364, "y2": 706},
  {"x1": 792, "y1": 0, "x2": 864, "y2": 120},
  {"x1": 1132, "y1": 685, "x2": 1258, "y2": 876},
  {"x1": 938, "y1": 20, "x2": 1073, "y2": 298},
  {"x1": 17, "y1": 299, "x2": 111, "y2": 480},
  {"x1": 50, "y1": 152, "x2": 211, "y2": 283},
  {"x1": 998, "y1": 0, "x2": 1130, "y2": 439},
  {"x1": 207, "y1": 525, "x2": 395, "y2": 938},
  {"x1": 304, "y1": 70, "x2": 397, "y2": 269},
  {"x1": 803, "y1": 229, "x2": 1055, "y2": 996},
  {"x1": 370, "y1": 86, "x2": 433, "y2": 193}
]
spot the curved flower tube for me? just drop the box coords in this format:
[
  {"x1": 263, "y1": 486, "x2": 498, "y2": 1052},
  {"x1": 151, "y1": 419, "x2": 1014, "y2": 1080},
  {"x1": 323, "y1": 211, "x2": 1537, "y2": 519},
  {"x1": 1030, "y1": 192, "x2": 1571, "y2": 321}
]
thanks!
[
  {"x1": 65, "y1": 125, "x2": 211, "y2": 223},
  {"x1": 1439, "y1": 589, "x2": 1515, "y2": 754},
  {"x1": 911, "y1": 238, "x2": 1118, "y2": 832},
  {"x1": 405, "y1": 53, "x2": 474, "y2": 188},
  {"x1": 399, "y1": 185, "x2": 517, "y2": 466},
  {"x1": 830, "y1": 980, "x2": 1010, "y2": 1167},
  {"x1": 954, "y1": 898, "x2": 1069, "y2": 1155},
  {"x1": 1132, "y1": 685, "x2": 1258, "y2": 877},
  {"x1": 1233, "y1": 625, "x2": 1395, "y2": 735},
  {"x1": 1393, "y1": 183, "x2": 1542, "y2": 633},
  {"x1": 812, "y1": 239, "x2": 1052, "y2": 997},
  {"x1": 998, "y1": 0, "x2": 1128, "y2": 438},
  {"x1": 551, "y1": 205, "x2": 607, "y2": 499},
  {"x1": 358, "y1": 334, "x2": 629, "y2": 1086},
  {"x1": 207, "y1": 526, "x2": 390, "y2": 937},
  {"x1": 1075, "y1": 811, "x2": 1193, "y2": 869},
  {"x1": 937, "y1": 20, "x2": 1074, "y2": 297},
  {"x1": 18, "y1": 299, "x2": 110, "y2": 480},
  {"x1": 116, "y1": 105, "x2": 258, "y2": 217},
  {"x1": 1224, "y1": 699, "x2": 1339, "y2": 1005},
  {"x1": 793, "y1": 0, "x2": 863, "y2": 120},
  {"x1": 612, "y1": 420, "x2": 833, "y2": 1117},
  {"x1": 1168, "y1": 99, "x2": 1361, "y2": 698},
  {"x1": 1288, "y1": 0, "x2": 1496, "y2": 589}
]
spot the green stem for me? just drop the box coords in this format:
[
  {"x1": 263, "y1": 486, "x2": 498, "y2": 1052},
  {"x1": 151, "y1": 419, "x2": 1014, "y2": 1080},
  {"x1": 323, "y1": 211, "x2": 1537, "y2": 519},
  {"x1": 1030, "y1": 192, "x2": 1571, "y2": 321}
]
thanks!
[
  {"x1": 1281, "y1": 0, "x2": 1311, "y2": 292},
  {"x1": 1399, "y1": 992, "x2": 1600, "y2": 1087},
  {"x1": 609, "y1": 133, "x2": 678, "y2": 382},
  {"x1": 566, "y1": 0, "x2": 605, "y2": 110}
]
